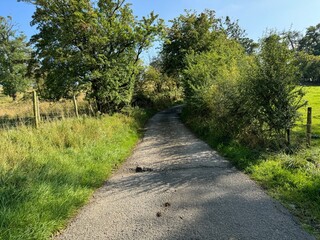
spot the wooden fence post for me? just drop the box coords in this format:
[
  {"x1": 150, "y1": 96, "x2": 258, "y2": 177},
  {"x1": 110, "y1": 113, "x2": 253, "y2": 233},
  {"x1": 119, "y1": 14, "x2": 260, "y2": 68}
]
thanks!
[
  {"x1": 307, "y1": 107, "x2": 312, "y2": 147},
  {"x1": 286, "y1": 128, "x2": 291, "y2": 146},
  {"x1": 73, "y1": 95, "x2": 79, "y2": 118},
  {"x1": 37, "y1": 96, "x2": 41, "y2": 123},
  {"x1": 33, "y1": 90, "x2": 39, "y2": 128}
]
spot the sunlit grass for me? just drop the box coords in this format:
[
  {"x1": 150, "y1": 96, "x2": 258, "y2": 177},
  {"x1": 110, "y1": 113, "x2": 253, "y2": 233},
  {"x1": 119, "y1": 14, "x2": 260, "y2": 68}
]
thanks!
[
  {"x1": 0, "y1": 110, "x2": 150, "y2": 240},
  {"x1": 299, "y1": 86, "x2": 320, "y2": 136},
  {"x1": 0, "y1": 90, "x2": 91, "y2": 128}
]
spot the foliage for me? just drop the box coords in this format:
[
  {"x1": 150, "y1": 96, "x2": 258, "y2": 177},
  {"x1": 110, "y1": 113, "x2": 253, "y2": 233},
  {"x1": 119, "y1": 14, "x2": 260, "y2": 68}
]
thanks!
[
  {"x1": 0, "y1": 16, "x2": 32, "y2": 100},
  {"x1": 160, "y1": 10, "x2": 256, "y2": 78},
  {"x1": 0, "y1": 109, "x2": 150, "y2": 240},
  {"x1": 241, "y1": 34, "x2": 306, "y2": 147},
  {"x1": 280, "y1": 25, "x2": 320, "y2": 83},
  {"x1": 134, "y1": 66, "x2": 183, "y2": 110},
  {"x1": 28, "y1": 0, "x2": 164, "y2": 113},
  {"x1": 281, "y1": 29, "x2": 302, "y2": 51},
  {"x1": 296, "y1": 52, "x2": 320, "y2": 83},
  {"x1": 219, "y1": 16, "x2": 258, "y2": 54},
  {"x1": 299, "y1": 23, "x2": 320, "y2": 56},
  {"x1": 182, "y1": 87, "x2": 320, "y2": 237},
  {"x1": 181, "y1": 30, "x2": 305, "y2": 147},
  {"x1": 160, "y1": 10, "x2": 219, "y2": 77},
  {"x1": 281, "y1": 25, "x2": 320, "y2": 83},
  {"x1": 183, "y1": 33, "x2": 252, "y2": 139}
]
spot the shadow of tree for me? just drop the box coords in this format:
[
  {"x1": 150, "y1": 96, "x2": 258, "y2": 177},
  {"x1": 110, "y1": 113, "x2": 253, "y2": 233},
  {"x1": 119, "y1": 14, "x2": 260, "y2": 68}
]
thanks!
[{"x1": 56, "y1": 106, "x2": 315, "y2": 240}]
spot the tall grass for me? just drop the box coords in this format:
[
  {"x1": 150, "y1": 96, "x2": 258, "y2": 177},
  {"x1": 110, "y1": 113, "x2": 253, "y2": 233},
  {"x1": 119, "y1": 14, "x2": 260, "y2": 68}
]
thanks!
[
  {"x1": 182, "y1": 86, "x2": 320, "y2": 238},
  {"x1": 0, "y1": 110, "x2": 150, "y2": 240},
  {"x1": 0, "y1": 95, "x2": 92, "y2": 128}
]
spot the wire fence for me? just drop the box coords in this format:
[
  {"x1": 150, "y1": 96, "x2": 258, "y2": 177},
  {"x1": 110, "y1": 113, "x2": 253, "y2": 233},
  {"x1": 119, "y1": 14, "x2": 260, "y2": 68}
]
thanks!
[{"x1": 0, "y1": 92, "x2": 95, "y2": 129}]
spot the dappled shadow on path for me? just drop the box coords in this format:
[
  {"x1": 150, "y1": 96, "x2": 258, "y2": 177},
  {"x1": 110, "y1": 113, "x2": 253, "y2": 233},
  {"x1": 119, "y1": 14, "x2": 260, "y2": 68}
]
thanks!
[
  {"x1": 94, "y1": 162, "x2": 312, "y2": 239},
  {"x1": 56, "y1": 106, "x2": 315, "y2": 240},
  {"x1": 90, "y1": 107, "x2": 314, "y2": 240}
]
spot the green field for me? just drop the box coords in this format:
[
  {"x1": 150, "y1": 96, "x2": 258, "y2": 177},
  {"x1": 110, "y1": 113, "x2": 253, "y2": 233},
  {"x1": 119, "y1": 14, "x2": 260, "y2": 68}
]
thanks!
[
  {"x1": 0, "y1": 110, "x2": 150, "y2": 240},
  {"x1": 300, "y1": 86, "x2": 320, "y2": 136}
]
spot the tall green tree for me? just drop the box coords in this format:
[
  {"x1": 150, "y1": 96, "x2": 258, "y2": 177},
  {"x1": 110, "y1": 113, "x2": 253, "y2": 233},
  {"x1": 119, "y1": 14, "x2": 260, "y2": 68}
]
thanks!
[
  {"x1": 26, "y1": 0, "x2": 164, "y2": 113},
  {"x1": 220, "y1": 16, "x2": 258, "y2": 54},
  {"x1": 160, "y1": 10, "x2": 220, "y2": 77},
  {"x1": 281, "y1": 28, "x2": 320, "y2": 83},
  {"x1": 297, "y1": 51, "x2": 320, "y2": 82},
  {"x1": 281, "y1": 29, "x2": 302, "y2": 51},
  {"x1": 299, "y1": 23, "x2": 320, "y2": 56},
  {"x1": 0, "y1": 16, "x2": 31, "y2": 100},
  {"x1": 160, "y1": 10, "x2": 256, "y2": 78}
]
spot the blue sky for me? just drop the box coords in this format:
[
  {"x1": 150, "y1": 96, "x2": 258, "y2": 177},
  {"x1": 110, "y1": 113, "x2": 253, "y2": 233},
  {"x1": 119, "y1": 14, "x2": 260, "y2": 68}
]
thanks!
[
  {"x1": 1, "y1": 0, "x2": 320, "y2": 61},
  {"x1": 125, "y1": 0, "x2": 320, "y2": 39}
]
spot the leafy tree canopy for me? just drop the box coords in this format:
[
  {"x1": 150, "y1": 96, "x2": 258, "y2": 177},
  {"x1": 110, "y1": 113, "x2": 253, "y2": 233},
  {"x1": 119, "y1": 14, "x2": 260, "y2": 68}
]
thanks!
[
  {"x1": 25, "y1": 0, "x2": 164, "y2": 113},
  {"x1": 299, "y1": 23, "x2": 320, "y2": 56},
  {"x1": 161, "y1": 10, "x2": 219, "y2": 77},
  {"x1": 0, "y1": 16, "x2": 31, "y2": 100},
  {"x1": 297, "y1": 51, "x2": 320, "y2": 82},
  {"x1": 280, "y1": 29, "x2": 302, "y2": 51},
  {"x1": 160, "y1": 10, "x2": 257, "y2": 78}
]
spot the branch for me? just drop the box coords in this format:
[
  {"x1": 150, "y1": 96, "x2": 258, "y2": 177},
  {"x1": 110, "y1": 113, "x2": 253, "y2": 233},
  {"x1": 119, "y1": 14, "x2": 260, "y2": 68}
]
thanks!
[{"x1": 111, "y1": 0, "x2": 125, "y2": 17}]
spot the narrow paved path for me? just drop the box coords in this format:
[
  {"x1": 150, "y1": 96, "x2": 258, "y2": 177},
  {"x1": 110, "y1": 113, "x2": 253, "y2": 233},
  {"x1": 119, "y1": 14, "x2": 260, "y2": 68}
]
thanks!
[{"x1": 56, "y1": 106, "x2": 314, "y2": 240}]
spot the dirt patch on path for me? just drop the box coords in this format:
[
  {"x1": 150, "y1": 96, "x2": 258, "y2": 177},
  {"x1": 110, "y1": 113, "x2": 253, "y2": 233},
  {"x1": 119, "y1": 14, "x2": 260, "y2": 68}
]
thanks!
[{"x1": 55, "y1": 106, "x2": 315, "y2": 240}]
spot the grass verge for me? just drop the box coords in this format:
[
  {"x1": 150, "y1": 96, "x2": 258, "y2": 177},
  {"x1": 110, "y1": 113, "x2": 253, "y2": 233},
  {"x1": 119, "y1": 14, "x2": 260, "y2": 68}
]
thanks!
[
  {"x1": 0, "y1": 109, "x2": 151, "y2": 240},
  {"x1": 181, "y1": 86, "x2": 320, "y2": 239}
]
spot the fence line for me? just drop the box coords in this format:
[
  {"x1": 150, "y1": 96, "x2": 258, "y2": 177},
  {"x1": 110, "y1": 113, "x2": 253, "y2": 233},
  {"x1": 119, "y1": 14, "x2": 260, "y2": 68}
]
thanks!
[{"x1": 0, "y1": 92, "x2": 95, "y2": 129}]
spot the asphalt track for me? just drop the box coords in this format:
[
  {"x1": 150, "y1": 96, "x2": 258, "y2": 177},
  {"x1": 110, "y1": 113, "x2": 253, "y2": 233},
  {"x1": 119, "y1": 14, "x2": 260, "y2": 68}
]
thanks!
[{"x1": 56, "y1": 106, "x2": 315, "y2": 240}]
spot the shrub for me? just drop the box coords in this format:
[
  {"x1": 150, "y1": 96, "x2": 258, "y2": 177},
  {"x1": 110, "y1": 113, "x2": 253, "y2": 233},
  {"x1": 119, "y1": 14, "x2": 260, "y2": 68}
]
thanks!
[
  {"x1": 240, "y1": 34, "x2": 306, "y2": 148},
  {"x1": 183, "y1": 34, "x2": 251, "y2": 139}
]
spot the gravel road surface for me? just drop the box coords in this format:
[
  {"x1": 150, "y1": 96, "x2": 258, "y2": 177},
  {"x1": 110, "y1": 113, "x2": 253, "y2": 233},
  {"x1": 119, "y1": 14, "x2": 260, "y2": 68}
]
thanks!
[{"x1": 55, "y1": 106, "x2": 315, "y2": 240}]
